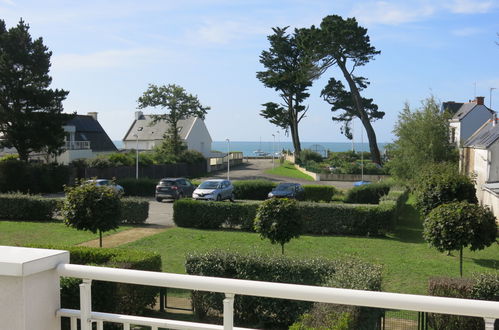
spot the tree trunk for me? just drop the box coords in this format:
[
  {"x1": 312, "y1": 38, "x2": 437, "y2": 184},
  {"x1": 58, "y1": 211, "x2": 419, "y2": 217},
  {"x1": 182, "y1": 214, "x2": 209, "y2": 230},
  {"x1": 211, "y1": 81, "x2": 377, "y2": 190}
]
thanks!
[
  {"x1": 281, "y1": 244, "x2": 285, "y2": 255},
  {"x1": 288, "y1": 97, "x2": 302, "y2": 156},
  {"x1": 171, "y1": 121, "x2": 180, "y2": 155},
  {"x1": 99, "y1": 230, "x2": 103, "y2": 248},
  {"x1": 337, "y1": 61, "x2": 382, "y2": 165},
  {"x1": 459, "y1": 247, "x2": 463, "y2": 277}
]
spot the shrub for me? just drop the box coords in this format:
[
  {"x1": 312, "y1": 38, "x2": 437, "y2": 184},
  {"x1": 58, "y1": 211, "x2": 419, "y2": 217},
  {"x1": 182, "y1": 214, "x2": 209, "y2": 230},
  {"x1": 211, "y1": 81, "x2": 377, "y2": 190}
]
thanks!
[
  {"x1": 302, "y1": 185, "x2": 337, "y2": 202},
  {"x1": 291, "y1": 259, "x2": 383, "y2": 330},
  {"x1": 35, "y1": 245, "x2": 161, "y2": 321},
  {"x1": 414, "y1": 162, "x2": 477, "y2": 216},
  {"x1": 117, "y1": 178, "x2": 157, "y2": 197},
  {"x1": 185, "y1": 251, "x2": 381, "y2": 328},
  {"x1": 428, "y1": 275, "x2": 499, "y2": 329},
  {"x1": 179, "y1": 150, "x2": 205, "y2": 164},
  {"x1": 173, "y1": 199, "x2": 258, "y2": 230},
  {"x1": 232, "y1": 180, "x2": 276, "y2": 200},
  {"x1": 254, "y1": 198, "x2": 302, "y2": 254},
  {"x1": 344, "y1": 182, "x2": 391, "y2": 204},
  {"x1": 298, "y1": 149, "x2": 323, "y2": 164},
  {"x1": 121, "y1": 197, "x2": 149, "y2": 224},
  {"x1": 423, "y1": 201, "x2": 497, "y2": 276},
  {"x1": 62, "y1": 181, "x2": 122, "y2": 247},
  {"x1": 0, "y1": 193, "x2": 58, "y2": 221}
]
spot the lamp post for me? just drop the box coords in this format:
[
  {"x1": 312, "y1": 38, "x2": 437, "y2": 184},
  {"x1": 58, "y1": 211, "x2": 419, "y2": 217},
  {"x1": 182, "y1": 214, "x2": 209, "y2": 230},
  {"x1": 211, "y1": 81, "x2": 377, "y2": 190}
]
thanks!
[
  {"x1": 226, "y1": 138, "x2": 230, "y2": 180},
  {"x1": 272, "y1": 134, "x2": 275, "y2": 168},
  {"x1": 134, "y1": 127, "x2": 143, "y2": 180},
  {"x1": 490, "y1": 87, "x2": 497, "y2": 109},
  {"x1": 276, "y1": 131, "x2": 280, "y2": 157}
]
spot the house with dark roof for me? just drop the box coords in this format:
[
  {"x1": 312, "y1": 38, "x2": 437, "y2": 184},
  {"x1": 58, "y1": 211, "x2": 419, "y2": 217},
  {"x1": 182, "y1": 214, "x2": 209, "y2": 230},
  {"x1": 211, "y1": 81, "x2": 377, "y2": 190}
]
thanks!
[
  {"x1": 53, "y1": 112, "x2": 117, "y2": 164},
  {"x1": 461, "y1": 115, "x2": 499, "y2": 222},
  {"x1": 122, "y1": 111, "x2": 212, "y2": 157},
  {"x1": 448, "y1": 96, "x2": 495, "y2": 145}
]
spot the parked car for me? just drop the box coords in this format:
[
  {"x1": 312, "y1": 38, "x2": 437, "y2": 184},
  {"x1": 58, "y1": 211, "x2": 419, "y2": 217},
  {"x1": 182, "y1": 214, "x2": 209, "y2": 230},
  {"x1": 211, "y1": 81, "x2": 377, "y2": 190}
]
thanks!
[
  {"x1": 268, "y1": 182, "x2": 304, "y2": 200},
  {"x1": 85, "y1": 179, "x2": 124, "y2": 194},
  {"x1": 192, "y1": 179, "x2": 235, "y2": 201},
  {"x1": 155, "y1": 177, "x2": 195, "y2": 202}
]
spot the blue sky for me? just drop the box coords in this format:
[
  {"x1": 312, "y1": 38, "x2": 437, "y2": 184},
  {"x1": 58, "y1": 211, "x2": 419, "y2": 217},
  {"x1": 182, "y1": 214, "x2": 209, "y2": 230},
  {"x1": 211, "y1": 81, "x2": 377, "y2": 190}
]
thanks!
[{"x1": 1, "y1": 0, "x2": 498, "y2": 143}]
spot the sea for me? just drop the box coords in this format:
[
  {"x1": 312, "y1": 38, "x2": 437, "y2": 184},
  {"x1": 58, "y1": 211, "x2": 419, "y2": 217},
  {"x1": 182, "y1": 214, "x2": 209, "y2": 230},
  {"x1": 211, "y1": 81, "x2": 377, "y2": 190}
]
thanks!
[{"x1": 113, "y1": 140, "x2": 387, "y2": 157}]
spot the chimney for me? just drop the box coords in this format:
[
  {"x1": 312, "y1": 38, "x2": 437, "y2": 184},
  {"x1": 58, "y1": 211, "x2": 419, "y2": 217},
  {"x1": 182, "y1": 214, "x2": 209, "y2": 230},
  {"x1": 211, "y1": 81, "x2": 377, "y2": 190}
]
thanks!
[
  {"x1": 87, "y1": 112, "x2": 98, "y2": 121},
  {"x1": 476, "y1": 96, "x2": 485, "y2": 105},
  {"x1": 135, "y1": 111, "x2": 143, "y2": 120}
]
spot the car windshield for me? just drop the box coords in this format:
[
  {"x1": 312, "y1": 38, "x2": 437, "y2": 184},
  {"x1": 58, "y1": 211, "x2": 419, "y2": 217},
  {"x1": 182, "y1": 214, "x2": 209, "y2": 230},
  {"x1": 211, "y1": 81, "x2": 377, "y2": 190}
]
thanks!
[
  {"x1": 160, "y1": 180, "x2": 176, "y2": 186},
  {"x1": 198, "y1": 181, "x2": 220, "y2": 189},
  {"x1": 275, "y1": 183, "x2": 296, "y2": 191}
]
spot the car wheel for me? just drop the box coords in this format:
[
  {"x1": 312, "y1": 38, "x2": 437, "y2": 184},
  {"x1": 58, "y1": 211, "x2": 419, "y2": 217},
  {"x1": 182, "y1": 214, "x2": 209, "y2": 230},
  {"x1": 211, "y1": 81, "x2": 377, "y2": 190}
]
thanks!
[
  {"x1": 216, "y1": 194, "x2": 221, "y2": 201},
  {"x1": 230, "y1": 193, "x2": 235, "y2": 202},
  {"x1": 156, "y1": 197, "x2": 162, "y2": 202}
]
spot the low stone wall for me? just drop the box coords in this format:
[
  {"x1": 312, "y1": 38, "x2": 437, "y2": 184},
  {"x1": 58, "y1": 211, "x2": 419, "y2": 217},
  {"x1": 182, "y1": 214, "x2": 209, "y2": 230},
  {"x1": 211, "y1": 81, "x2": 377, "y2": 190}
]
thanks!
[
  {"x1": 319, "y1": 173, "x2": 390, "y2": 182},
  {"x1": 294, "y1": 164, "x2": 320, "y2": 181}
]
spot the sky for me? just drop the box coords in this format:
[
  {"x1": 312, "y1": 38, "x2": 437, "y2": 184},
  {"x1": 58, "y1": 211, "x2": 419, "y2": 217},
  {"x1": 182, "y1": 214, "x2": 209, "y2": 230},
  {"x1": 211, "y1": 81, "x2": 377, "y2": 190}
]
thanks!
[{"x1": 0, "y1": 0, "x2": 498, "y2": 143}]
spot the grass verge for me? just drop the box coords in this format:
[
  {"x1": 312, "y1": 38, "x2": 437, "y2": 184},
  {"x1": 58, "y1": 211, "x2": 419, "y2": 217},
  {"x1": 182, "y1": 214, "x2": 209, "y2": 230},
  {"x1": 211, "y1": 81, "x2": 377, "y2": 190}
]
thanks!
[{"x1": 264, "y1": 161, "x2": 314, "y2": 181}]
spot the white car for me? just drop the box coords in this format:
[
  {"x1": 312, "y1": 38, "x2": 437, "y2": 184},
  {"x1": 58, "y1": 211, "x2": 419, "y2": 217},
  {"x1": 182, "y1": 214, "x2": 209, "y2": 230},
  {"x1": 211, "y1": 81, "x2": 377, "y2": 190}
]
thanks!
[
  {"x1": 192, "y1": 179, "x2": 235, "y2": 201},
  {"x1": 85, "y1": 179, "x2": 124, "y2": 194}
]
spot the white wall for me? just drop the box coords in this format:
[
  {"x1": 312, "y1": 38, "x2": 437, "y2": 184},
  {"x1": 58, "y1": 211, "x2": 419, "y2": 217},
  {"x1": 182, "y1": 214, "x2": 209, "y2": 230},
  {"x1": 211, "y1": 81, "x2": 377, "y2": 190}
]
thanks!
[
  {"x1": 481, "y1": 189, "x2": 499, "y2": 224},
  {"x1": 473, "y1": 148, "x2": 489, "y2": 202},
  {"x1": 185, "y1": 118, "x2": 213, "y2": 157},
  {"x1": 123, "y1": 140, "x2": 160, "y2": 150},
  {"x1": 449, "y1": 122, "x2": 460, "y2": 144}
]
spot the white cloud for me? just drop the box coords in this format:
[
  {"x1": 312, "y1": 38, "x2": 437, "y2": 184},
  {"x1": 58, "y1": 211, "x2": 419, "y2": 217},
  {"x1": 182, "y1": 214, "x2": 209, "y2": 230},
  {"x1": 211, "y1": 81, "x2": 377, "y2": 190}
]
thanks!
[
  {"x1": 351, "y1": 1, "x2": 436, "y2": 25},
  {"x1": 0, "y1": 0, "x2": 15, "y2": 5},
  {"x1": 52, "y1": 48, "x2": 165, "y2": 71},
  {"x1": 451, "y1": 27, "x2": 482, "y2": 36},
  {"x1": 447, "y1": 0, "x2": 494, "y2": 14}
]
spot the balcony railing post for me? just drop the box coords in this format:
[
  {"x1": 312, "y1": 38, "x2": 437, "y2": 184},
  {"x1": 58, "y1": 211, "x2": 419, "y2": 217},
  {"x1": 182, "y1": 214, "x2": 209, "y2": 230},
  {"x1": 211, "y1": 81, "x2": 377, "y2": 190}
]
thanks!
[
  {"x1": 484, "y1": 318, "x2": 496, "y2": 330},
  {"x1": 80, "y1": 279, "x2": 93, "y2": 330},
  {"x1": 223, "y1": 293, "x2": 235, "y2": 330}
]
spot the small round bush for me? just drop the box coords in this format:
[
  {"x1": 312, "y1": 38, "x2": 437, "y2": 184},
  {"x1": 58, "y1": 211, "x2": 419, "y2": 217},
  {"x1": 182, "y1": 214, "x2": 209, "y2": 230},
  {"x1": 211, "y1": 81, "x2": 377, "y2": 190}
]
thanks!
[
  {"x1": 254, "y1": 198, "x2": 302, "y2": 254},
  {"x1": 62, "y1": 181, "x2": 122, "y2": 247},
  {"x1": 423, "y1": 201, "x2": 497, "y2": 276}
]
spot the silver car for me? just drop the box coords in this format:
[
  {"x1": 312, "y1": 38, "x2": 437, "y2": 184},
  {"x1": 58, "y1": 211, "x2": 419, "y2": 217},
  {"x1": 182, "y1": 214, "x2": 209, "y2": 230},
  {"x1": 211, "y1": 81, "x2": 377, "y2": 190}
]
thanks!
[
  {"x1": 192, "y1": 179, "x2": 235, "y2": 201},
  {"x1": 85, "y1": 179, "x2": 124, "y2": 194}
]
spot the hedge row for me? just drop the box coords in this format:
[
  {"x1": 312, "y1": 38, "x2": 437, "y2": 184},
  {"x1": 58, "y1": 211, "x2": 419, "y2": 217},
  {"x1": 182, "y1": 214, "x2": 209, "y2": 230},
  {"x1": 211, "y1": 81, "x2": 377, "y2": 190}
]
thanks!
[
  {"x1": 186, "y1": 251, "x2": 382, "y2": 328},
  {"x1": 0, "y1": 160, "x2": 70, "y2": 194},
  {"x1": 344, "y1": 181, "x2": 391, "y2": 204},
  {"x1": 302, "y1": 185, "x2": 337, "y2": 202},
  {"x1": 0, "y1": 194, "x2": 149, "y2": 223},
  {"x1": 173, "y1": 187, "x2": 407, "y2": 236},
  {"x1": 0, "y1": 193, "x2": 59, "y2": 221},
  {"x1": 428, "y1": 274, "x2": 499, "y2": 329},
  {"x1": 35, "y1": 245, "x2": 162, "y2": 322}
]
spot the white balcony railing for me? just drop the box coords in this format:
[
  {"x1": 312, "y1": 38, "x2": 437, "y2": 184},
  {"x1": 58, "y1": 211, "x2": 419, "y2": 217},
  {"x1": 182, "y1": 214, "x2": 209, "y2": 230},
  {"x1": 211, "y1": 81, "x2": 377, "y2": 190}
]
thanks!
[
  {"x1": 56, "y1": 263, "x2": 499, "y2": 330},
  {"x1": 64, "y1": 140, "x2": 91, "y2": 150}
]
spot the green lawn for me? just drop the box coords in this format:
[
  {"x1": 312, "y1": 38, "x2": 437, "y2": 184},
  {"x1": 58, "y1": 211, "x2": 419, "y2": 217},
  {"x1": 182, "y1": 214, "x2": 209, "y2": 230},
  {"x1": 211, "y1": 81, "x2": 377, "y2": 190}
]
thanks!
[
  {"x1": 264, "y1": 161, "x2": 314, "y2": 181},
  {"x1": 123, "y1": 196, "x2": 499, "y2": 295},
  {"x1": 0, "y1": 220, "x2": 131, "y2": 246}
]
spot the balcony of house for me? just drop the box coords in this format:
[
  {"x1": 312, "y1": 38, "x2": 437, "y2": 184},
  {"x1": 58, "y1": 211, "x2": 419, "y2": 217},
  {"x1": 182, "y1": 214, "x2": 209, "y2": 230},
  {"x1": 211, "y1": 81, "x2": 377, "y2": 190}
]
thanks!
[
  {"x1": 64, "y1": 140, "x2": 91, "y2": 150},
  {"x1": 1, "y1": 246, "x2": 498, "y2": 330}
]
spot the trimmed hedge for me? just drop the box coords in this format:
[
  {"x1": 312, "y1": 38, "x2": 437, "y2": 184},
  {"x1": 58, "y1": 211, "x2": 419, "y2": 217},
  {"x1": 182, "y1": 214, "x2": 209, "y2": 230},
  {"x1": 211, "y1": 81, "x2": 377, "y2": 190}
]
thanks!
[
  {"x1": 173, "y1": 199, "x2": 258, "y2": 230},
  {"x1": 428, "y1": 275, "x2": 499, "y2": 329},
  {"x1": 173, "y1": 187, "x2": 407, "y2": 236},
  {"x1": 0, "y1": 160, "x2": 70, "y2": 194},
  {"x1": 37, "y1": 245, "x2": 162, "y2": 318},
  {"x1": 117, "y1": 178, "x2": 157, "y2": 197},
  {"x1": 121, "y1": 197, "x2": 149, "y2": 224},
  {"x1": 0, "y1": 193, "x2": 58, "y2": 221},
  {"x1": 186, "y1": 251, "x2": 381, "y2": 328},
  {"x1": 232, "y1": 180, "x2": 276, "y2": 200},
  {"x1": 302, "y1": 185, "x2": 337, "y2": 202},
  {"x1": 344, "y1": 182, "x2": 391, "y2": 204}
]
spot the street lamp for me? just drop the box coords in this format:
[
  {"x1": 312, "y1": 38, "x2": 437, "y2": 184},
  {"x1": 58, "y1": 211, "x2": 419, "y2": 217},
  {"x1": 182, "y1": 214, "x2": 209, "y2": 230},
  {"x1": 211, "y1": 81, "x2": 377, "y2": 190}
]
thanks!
[
  {"x1": 276, "y1": 131, "x2": 280, "y2": 157},
  {"x1": 490, "y1": 87, "x2": 497, "y2": 109},
  {"x1": 272, "y1": 134, "x2": 275, "y2": 168},
  {"x1": 226, "y1": 138, "x2": 230, "y2": 180},
  {"x1": 133, "y1": 127, "x2": 143, "y2": 180}
]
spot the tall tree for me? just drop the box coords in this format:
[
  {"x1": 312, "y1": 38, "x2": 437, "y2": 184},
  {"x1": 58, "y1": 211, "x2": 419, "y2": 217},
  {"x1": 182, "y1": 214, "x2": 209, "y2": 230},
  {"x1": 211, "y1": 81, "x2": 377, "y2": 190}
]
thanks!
[
  {"x1": 388, "y1": 96, "x2": 457, "y2": 181},
  {"x1": 137, "y1": 84, "x2": 210, "y2": 156},
  {"x1": 0, "y1": 19, "x2": 69, "y2": 162},
  {"x1": 299, "y1": 15, "x2": 384, "y2": 164},
  {"x1": 257, "y1": 27, "x2": 316, "y2": 155}
]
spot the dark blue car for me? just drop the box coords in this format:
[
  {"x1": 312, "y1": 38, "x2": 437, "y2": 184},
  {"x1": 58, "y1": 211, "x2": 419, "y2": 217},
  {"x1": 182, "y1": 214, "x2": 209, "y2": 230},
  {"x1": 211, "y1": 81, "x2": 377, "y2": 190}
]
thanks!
[{"x1": 268, "y1": 183, "x2": 304, "y2": 200}]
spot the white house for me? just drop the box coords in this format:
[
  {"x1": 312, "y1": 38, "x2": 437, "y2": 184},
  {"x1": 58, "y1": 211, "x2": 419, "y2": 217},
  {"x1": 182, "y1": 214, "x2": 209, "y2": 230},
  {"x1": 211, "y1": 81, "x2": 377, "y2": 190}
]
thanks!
[
  {"x1": 461, "y1": 114, "x2": 499, "y2": 222},
  {"x1": 447, "y1": 96, "x2": 495, "y2": 145},
  {"x1": 122, "y1": 111, "x2": 213, "y2": 157}
]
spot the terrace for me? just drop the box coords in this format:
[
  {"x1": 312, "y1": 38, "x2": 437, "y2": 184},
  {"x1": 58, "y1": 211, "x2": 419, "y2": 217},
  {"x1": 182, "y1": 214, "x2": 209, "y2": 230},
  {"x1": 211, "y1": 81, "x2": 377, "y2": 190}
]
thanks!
[{"x1": 2, "y1": 246, "x2": 499, "y2": 330}]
